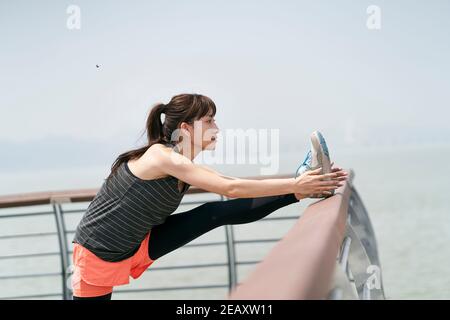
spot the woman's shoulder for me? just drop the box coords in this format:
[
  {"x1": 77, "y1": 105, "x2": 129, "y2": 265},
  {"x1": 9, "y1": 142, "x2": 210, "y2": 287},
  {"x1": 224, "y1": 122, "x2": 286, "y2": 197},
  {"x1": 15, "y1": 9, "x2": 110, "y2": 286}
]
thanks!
[
  {"x1": 128, "y1": 143, "x2": 175, "y2": 181},
  {"x1": 146, "y1": 142, "x2": 190, "y2": 165},
  {"x1": 146, "y1": 142, "x2": 175, "y2": 156}
]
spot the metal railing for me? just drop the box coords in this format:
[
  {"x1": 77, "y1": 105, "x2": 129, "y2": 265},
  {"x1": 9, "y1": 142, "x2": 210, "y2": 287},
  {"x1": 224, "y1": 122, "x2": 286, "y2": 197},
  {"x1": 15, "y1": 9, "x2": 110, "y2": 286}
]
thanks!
[
  {"x1": 0, "y1": 174, "x2": 295, "y2": 299},
  {"x1": 0, "y1": 171, "x2": 385, "y2": 300}
]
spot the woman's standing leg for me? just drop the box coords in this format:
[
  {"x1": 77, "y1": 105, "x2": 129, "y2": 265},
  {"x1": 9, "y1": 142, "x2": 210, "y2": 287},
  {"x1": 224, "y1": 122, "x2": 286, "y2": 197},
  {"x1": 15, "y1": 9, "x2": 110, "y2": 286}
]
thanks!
[
  {"x1": 148, "y1": 193, "x2": 298, "y2": 260},
  {"x1": 72, "y1": 292, "x2": 113, "y2": 300},
  {"x1": 71, "y1": 274, "x2": 114, "y2": 300}
]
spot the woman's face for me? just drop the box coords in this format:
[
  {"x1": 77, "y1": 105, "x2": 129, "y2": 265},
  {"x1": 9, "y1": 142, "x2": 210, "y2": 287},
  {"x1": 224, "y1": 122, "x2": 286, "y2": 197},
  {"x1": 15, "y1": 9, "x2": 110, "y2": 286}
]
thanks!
[
  {"x1": 199, "y1": 113, "x2": 219, "y2": 150},
  {"x1": 181, "y1": 112, "x2": 219, "y2": 151}
]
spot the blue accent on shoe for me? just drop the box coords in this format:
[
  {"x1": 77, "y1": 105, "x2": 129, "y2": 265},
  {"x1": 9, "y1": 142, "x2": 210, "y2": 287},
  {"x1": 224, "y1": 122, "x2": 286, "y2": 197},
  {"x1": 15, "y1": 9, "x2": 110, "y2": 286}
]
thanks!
[{"x1": 295, "y1": 150, "x2": 312, "y2": 178}]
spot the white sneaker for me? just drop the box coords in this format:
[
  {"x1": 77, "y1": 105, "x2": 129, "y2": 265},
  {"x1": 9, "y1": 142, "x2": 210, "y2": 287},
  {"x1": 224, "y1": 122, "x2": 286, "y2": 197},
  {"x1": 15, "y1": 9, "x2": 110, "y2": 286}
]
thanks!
[{"x1": 294, "y1": 131, "x2": 333, "y2": 198}]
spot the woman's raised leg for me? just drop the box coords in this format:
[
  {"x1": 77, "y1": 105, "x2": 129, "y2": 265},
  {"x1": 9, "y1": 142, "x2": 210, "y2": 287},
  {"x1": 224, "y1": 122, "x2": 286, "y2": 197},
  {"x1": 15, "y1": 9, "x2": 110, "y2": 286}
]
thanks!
[{"x1": 148, "y1": 193, "x2": 298, "y2": 260}]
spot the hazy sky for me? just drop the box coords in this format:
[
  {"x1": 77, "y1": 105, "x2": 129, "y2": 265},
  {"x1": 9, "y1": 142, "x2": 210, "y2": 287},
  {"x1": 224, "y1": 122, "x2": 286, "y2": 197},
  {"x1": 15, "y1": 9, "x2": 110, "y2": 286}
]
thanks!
[{"x1": 1, "y1": 0, "x2": 450, "y2": 173}]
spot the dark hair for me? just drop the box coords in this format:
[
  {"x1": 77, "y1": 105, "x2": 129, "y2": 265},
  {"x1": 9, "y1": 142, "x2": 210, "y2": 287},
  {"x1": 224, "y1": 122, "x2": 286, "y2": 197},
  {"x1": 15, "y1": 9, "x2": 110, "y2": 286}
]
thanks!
[{"x1": 105, "y1": 93, "x2": 216, "y2": 183}]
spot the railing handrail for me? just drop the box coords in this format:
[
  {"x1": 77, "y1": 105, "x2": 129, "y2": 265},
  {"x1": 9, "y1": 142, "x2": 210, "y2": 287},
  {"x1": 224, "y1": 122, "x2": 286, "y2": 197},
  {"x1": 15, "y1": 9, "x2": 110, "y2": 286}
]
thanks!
[
  {"x1": 227, "y1": 171, "x2": 354, "y2": 299},
  {"x1": 0, "y1": 174, "x2": 293, "y2": 209}
]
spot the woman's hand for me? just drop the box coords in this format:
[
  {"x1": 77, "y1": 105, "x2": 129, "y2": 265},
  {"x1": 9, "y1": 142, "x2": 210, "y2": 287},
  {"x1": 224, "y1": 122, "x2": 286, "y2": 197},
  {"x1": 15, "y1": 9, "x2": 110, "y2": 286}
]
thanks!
[{"x1": 294, "y1": 163, "x2": 348, "y2": 200}]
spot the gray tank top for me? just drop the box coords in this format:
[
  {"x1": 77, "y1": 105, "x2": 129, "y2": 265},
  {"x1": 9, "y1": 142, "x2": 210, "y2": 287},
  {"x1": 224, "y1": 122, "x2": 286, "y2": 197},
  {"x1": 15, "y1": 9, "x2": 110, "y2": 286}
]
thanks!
[{"x1": 72, "y1": 146, "x2": 190, "y2": 262}]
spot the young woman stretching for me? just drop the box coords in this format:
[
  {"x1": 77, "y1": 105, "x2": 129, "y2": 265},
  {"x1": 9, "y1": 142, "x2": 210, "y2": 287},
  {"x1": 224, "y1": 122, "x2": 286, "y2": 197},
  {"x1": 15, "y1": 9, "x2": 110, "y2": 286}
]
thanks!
[{"x1": 71, "y1": 93, "x2": 348, "y2": 300}]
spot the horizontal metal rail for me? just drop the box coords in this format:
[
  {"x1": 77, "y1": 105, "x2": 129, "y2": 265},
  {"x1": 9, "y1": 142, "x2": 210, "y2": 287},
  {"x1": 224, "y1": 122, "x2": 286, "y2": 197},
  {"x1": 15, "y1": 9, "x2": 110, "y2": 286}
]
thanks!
[
  {"x1": 2, "y1": 293, "x2": 64, "y2": 300},
  {"x1": 0, "y1": 272, "x2": 61, "y2": 280}
]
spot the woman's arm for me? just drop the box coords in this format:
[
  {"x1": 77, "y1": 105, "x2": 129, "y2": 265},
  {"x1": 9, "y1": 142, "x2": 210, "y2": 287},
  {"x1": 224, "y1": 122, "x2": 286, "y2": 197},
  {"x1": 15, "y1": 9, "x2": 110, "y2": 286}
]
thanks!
[
  {"x1": 196, "y1": 164, "x2": 237, "y2": 180},
  {"x1": 153, "y1": 147, "x2": 345, "y2": 198},
  {"x1": 154, "y1": 147, "x2": 294, "y2": 198}
]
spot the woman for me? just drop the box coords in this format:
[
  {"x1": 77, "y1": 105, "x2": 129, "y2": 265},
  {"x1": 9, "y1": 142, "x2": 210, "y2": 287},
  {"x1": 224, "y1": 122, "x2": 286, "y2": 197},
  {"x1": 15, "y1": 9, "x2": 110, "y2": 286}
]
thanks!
[{"x1": 71, "y1": 93, "x2": 347, "y2": 300}]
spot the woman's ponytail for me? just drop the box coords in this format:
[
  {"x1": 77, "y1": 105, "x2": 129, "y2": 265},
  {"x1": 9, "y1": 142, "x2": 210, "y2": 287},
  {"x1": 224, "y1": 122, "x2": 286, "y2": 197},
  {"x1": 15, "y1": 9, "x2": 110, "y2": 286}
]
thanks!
[{"x1": 147, "y1": 103, "x2": 166, "y2": 144}]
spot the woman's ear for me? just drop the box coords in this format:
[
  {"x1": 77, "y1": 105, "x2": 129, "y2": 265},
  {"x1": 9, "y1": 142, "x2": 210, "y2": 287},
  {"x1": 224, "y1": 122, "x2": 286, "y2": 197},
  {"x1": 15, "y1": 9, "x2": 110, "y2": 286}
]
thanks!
[
  {"x1": 179, "y1": 122, "x2": 192, "y2": 133},
  {"x1": 178, "y1": 122, "x2": 193, "y2": 143}
]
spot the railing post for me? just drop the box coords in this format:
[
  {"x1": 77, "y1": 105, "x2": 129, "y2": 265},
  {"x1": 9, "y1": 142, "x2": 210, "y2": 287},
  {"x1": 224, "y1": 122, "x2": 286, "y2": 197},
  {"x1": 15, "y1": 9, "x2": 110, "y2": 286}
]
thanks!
[
  {"x1": 221, "y1": 195, "x2": 238, "y2": 292},
  {"x1": 51, "y1": 200, "x2": 71, "y2": 300},
  {"x1": 224, "y1": 225, "x2": 237, "y2": 292}
]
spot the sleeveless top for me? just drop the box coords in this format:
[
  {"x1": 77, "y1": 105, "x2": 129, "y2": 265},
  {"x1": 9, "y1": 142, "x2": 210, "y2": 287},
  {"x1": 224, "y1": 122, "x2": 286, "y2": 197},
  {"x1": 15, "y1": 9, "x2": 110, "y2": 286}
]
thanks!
[{"x1": 72, "y1": 145, "x2": 190, "y2": 262}]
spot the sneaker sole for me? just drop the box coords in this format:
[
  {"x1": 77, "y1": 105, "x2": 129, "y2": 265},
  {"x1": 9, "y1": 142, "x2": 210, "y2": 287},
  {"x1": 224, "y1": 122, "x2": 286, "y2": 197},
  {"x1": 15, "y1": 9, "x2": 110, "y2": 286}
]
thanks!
[
  {"x1": 310, "y1": 131, "x2": 333, "y2": 197},
  {"x1": 310, "y1": 131, "x2": 332, "y2": 176}
]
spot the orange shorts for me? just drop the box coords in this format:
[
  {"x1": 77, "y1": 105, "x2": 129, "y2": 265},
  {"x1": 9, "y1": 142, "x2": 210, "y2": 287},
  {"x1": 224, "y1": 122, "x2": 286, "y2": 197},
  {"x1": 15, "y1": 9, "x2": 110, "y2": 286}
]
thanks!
[{"x1": 71, "y1": 231, "x2": 155, "y2": 298}]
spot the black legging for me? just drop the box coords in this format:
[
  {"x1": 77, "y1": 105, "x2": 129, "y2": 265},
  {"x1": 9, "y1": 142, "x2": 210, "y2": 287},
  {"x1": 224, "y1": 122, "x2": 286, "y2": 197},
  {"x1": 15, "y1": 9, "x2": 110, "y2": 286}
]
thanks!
[
  {"x1": 148, "y1": 193, "x2": 298, "y2": 260},
  {"x1": 73, "y1": 292, "x2": 112, "y2": 300},
  {"x1": 72, "y1": 193, "x2": 298, "y2": 300}
]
